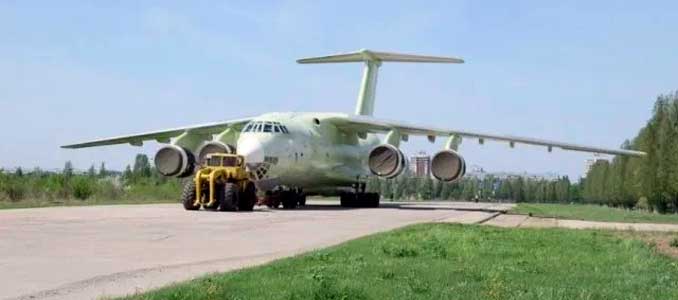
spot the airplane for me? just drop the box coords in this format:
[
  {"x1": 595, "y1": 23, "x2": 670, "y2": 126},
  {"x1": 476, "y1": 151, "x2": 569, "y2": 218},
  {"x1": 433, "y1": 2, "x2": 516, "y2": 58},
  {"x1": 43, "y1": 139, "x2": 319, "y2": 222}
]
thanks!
[{"x1": 62, "y1": 49, "x2": 646, "y2": 209}]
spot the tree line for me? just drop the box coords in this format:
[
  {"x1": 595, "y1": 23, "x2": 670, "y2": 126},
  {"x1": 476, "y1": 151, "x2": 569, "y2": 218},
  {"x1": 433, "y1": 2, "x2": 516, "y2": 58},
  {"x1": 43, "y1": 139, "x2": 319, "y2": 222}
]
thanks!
[
  {"x1": 366, "y1": 173, "x2": 576, "y2": 203},
  {"x1": 582, "y1": 92, "x2": 678, "y2": 212},
  {"x1": 0, "y1": 154, "x2": 180, "y2": 203}
]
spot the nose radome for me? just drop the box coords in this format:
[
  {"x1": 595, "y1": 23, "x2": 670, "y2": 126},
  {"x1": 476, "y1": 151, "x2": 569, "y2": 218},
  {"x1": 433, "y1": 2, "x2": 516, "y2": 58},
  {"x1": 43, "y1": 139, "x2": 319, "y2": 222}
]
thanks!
[{"x1": 237, "y1": 137, "x2": 265, "y2": 163}]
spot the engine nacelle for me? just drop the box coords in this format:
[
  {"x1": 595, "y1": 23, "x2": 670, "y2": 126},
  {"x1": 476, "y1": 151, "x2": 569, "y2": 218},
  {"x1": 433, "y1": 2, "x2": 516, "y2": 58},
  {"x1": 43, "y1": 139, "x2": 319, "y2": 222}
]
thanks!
[
  {"x1": 196, "y1": 141, "x2": 236, "y2": 165},
  {"x1": 154, "y1": 145, "x2": 195, "y2": 177},
  {"x1": 431, "y1": 150, "x2": 466, "y2": 182},
  {"x1": 368, "y1": 144, "x2": 406, "y2": 178}
]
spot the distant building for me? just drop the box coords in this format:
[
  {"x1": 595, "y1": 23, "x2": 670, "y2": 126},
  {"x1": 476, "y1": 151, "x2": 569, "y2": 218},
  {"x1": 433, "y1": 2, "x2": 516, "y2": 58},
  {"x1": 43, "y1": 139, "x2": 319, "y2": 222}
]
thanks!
[{"x1": 409, "y1": 151, "x2": 431, "y2": 177}]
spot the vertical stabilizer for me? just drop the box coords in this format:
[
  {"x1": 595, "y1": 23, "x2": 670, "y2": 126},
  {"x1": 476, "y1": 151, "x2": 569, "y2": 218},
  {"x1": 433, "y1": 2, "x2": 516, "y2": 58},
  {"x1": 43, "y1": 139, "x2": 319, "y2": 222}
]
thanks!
[{"x1": 297, "y1": 49, "x2": 463, "y2": 116}]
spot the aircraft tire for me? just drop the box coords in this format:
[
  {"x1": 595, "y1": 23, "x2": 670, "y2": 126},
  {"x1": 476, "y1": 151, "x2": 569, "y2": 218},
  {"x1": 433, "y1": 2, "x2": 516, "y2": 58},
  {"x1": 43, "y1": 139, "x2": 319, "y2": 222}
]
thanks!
[
  {"x1": 219, "y1": 183, "x2": 239, "y2": 211},
  {"x1": 281, "y1": 191, "x2": 298, "y2": 209},
  {"x1": 238, "y1": 182, "x2": 257, "y2": 211},
  {"x1": 181, "y1": 181, "x2": 200, "y2": 211},
  {"x1": 367, "y1": 192, "x2": 380, "y2": 208},
  {"x1": 298, "y1": 194, "x2": 306, "y2": 206},
  {"x1": 340, "y1": 193, "x2": 357, "y2": 207}
]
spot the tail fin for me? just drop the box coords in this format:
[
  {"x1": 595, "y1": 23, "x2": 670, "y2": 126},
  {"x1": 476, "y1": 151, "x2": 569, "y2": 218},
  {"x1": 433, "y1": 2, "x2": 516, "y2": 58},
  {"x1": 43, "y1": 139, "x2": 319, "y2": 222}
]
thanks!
[{"x1": 297, "y1": 49, "x2": 464, "y2": 116}]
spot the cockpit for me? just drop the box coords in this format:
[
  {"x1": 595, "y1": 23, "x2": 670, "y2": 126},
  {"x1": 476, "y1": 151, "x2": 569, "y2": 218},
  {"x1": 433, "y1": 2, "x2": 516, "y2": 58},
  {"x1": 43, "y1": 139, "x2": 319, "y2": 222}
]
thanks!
[{"x1": 242, "y1": 121, "x2": 290, "y2": 134}]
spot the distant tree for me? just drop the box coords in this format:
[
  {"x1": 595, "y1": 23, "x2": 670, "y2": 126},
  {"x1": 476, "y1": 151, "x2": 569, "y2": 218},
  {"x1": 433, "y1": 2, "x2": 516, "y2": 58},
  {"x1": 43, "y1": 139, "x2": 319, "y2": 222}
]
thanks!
[
  {"x1": 63, "y1": 161, "x2": 74, "y2": 178},
  {"x1": 98, "y1": 162, "x2": 107, "y2": 177},
  {"x1": 133, "y1": 154, "x2": 152, "y2": 178},
  {"x1": 122, "y1": 165, "x2": 133, "y2": 184},
  {"x1": 419, "y1": 177, "x2": 433, "y2": 200},
  {"x1": 15, "y1": 167, "x2": 23, "y2": 177},
  {"x1": 87, "y1": 164, "x2": 96, "y2": 177}
]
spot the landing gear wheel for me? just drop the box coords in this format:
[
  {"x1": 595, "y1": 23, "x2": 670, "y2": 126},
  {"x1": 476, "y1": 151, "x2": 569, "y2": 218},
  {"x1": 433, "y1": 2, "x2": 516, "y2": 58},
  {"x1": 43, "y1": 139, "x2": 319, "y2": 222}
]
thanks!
[
  {"x1": 281, "y1": 191, "x2": 298, "y2": 209},
  {"x1": 219, "y1": 183, "x2": 239, "y2": 211},
  {"x1": 340, "y1": 192, "x2": 356, "y2": 207},
  {"x1": 366, "y1": 192, "x2": 380, "y2": 208},
  {"x1": 238, "y1": 182, "x2": 257, "y2": 211},
  {"x1": 340, "y1": 192, "x2": 380, "y2": 208},
  {"x1": 181, "y1": 181, "x2": 200, "y2": 211}
]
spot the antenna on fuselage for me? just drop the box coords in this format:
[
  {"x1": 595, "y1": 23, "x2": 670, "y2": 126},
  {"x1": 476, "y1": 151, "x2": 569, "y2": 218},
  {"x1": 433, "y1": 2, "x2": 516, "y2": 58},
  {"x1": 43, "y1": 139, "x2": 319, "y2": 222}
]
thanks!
[{"x1": 297, "y1": 49, "x2": 464, "y2": 116}]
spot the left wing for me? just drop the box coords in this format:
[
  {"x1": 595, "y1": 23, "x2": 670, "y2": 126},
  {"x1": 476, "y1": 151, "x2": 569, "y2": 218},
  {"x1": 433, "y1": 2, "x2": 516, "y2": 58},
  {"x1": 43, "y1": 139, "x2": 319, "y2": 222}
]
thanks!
[
  {"x1": 327, "y1": 115, "x2": 646, "y2": 157},
  {"x1": 61, "y1": 117, "x2": 252, "y2": 149}
]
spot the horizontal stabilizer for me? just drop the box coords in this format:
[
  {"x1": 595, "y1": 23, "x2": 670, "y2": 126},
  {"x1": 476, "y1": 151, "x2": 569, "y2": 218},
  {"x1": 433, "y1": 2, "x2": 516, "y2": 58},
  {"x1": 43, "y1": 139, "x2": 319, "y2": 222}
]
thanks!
[{"x1": 297, "y1": 49, "x2": 464, "y2": 64}]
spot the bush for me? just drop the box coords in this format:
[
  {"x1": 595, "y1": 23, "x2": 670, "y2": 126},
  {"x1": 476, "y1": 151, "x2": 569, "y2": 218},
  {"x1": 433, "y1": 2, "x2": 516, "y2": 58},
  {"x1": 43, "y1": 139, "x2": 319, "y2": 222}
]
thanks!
[
  {"x1": 670, "y1": 238, "x2": 678, "y2": 248},
  {"x1": 71, "y1": 177, "x2": 95, "y2": 200},
  {"x1": 95, "y1": 179, "x2": 123, "y2": 200},
  {"x1": 1, "y1": 178, "x2": 27, "y2": 201}
]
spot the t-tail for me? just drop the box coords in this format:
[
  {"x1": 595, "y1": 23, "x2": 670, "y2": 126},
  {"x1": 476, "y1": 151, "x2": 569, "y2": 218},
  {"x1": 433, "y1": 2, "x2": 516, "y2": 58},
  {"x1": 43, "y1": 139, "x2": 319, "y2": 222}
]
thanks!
[{"x1": 297, "y1": 49, "x2": 464, "y2": 116}]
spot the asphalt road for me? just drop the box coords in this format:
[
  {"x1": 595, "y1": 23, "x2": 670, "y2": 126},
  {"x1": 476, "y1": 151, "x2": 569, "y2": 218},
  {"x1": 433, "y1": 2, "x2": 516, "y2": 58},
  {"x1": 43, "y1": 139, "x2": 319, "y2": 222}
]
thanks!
[{"x1": 0, "y1": 201, "x2": 512, "y2": 300}]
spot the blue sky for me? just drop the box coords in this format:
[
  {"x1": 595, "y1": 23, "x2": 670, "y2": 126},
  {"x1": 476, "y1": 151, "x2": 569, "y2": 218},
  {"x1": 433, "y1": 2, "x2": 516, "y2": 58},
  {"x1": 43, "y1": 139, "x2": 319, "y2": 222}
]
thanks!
[{"x1": 1, "y1": 1, "x2": 676, "y2": 178}]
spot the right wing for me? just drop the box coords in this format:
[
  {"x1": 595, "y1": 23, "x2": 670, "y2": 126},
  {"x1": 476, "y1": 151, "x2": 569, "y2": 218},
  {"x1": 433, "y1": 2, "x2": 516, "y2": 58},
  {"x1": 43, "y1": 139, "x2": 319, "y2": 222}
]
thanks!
[
  {"x1": 61, "y1": 117, "x2": 252, "y2": 149},
  {"x1": 327, "y1": 115, "x2": 645, "y2": 157}
]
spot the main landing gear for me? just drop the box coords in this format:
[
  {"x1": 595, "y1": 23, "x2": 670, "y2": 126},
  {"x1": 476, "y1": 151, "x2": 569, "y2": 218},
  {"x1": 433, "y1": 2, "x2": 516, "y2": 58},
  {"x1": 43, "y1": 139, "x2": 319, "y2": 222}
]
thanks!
[
  {"x1": 340, "y1": 182, "x2": 380, "y2": 208},
  {"x1": 261, "y1": 188, "x2": 306, "y2": 209}
]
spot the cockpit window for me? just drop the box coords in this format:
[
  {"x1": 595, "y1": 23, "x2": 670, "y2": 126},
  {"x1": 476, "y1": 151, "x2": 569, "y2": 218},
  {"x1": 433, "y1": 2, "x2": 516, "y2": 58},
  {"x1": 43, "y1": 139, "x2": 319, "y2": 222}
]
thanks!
[{"x1": 242, "y1": 121, "x2": 290, "y2": 134}]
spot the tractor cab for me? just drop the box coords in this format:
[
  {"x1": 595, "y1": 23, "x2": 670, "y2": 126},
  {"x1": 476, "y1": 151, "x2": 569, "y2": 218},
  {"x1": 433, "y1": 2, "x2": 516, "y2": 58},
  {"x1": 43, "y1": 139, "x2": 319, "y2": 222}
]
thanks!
[{"x1": 205, "y1": 153, "x2": 243, "y2": 168}]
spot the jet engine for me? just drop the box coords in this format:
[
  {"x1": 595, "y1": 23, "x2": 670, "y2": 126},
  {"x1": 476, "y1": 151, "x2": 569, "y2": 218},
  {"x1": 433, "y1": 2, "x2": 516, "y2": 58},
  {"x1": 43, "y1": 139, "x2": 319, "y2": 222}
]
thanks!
[
  {"x1": 431, "y1": 150, "x2": 466, "y2": 182},
  {"x1": 197, "y1": 141, "x2": 236, "y2": 164},
  {"x1": 368, "y1": 144, "x2": 406, "y2": 178},
  {"x1": 154, "y1": 145, "x2": 195, "y2": 177}
]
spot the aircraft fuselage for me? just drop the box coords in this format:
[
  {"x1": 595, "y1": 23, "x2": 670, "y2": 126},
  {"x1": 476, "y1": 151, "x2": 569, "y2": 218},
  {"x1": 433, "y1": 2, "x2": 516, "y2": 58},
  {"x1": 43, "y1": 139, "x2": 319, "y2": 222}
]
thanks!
[{"x1": 236, "y1": 112, "x2": 379, "y2": 195}]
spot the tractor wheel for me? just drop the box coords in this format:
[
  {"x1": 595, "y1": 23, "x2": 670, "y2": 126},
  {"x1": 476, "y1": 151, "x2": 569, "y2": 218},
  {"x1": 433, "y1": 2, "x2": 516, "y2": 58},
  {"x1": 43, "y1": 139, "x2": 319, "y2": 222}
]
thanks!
[
  {"x1": 181, "y1": 181, "x2": 200, "y2": 211},
  {"x1": 238, "y1": 182, "x2": 257, "y2": 211},
  {"x1": 219, "y1": 183, "x2": 239, "y2": 211},
  {"x1": 281, "y1": 191, "x2": 298, "y2": 209}
]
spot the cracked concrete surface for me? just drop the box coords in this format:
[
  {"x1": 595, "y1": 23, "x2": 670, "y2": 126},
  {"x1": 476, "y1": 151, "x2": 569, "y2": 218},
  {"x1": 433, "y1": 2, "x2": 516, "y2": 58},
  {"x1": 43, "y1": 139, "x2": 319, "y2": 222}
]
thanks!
[{"x1": 0, "y1": 201, "x2": 512, "y2": 300}]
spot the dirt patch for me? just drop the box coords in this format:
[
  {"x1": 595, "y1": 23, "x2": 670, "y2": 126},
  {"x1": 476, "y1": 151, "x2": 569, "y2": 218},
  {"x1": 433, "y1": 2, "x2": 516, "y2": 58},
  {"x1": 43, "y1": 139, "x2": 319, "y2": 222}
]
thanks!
[{"x1": 616, "y1": 231, "x2": 678, "y2": 258}]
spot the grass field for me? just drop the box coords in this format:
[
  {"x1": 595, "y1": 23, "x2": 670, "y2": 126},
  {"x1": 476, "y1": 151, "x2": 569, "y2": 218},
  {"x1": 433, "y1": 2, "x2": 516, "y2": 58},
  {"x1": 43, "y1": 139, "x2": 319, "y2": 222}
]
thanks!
[
  {"x1": 118, "y1": 223, "x2": 678, "y2": 300},
  {"x1": 511, "y1": 203, "x2": 678, "y2": 224}
]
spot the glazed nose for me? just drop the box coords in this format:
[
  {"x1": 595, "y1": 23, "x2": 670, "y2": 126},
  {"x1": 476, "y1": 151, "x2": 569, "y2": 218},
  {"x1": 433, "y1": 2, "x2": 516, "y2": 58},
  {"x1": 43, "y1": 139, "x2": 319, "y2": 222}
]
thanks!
[{"x1": 237, "y1": 137, "x2": 265, "y2": 163}]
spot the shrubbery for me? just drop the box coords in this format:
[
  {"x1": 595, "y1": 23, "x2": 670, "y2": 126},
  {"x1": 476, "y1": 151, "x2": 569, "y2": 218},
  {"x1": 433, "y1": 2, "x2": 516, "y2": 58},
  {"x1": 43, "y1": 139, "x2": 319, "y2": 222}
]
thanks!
[{"x1": 0, "y1": 155, "x2": 181, "y2": 206}]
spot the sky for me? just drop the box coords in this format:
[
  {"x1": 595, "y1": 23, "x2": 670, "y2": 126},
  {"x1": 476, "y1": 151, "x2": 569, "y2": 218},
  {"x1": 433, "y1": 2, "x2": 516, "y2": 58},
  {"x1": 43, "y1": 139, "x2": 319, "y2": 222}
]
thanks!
[{"x1": 1, "y1": 1, "x2": 677, "y2": 179}]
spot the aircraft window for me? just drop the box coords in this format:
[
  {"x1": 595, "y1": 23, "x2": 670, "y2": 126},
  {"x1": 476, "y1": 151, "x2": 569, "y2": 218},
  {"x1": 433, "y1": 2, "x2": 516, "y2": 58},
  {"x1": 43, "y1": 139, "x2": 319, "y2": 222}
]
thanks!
[{"x1": 244, "y1": 121, "x2": 289, "y2": 133}]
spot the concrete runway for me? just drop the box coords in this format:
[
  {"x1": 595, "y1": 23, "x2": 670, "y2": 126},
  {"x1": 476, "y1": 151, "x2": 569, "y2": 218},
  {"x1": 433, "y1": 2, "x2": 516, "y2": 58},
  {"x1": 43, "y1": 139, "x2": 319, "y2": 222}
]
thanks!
[{"x1": 0, "y1": 201, "x2": 512, "y2": 300}]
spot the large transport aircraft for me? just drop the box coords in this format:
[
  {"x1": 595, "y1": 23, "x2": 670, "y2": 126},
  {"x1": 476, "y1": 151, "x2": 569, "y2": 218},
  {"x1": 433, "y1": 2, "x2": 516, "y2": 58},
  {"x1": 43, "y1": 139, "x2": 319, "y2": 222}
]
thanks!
[{"x1": 63, "y1": 49, "x2": 646, "y2": 208}]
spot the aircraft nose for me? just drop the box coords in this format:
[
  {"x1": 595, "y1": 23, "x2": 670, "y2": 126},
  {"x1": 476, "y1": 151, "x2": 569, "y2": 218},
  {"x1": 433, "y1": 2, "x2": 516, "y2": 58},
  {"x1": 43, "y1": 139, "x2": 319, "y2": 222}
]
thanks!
[{"x1": 237, "y1": 137, "x2": 265, "y2": 163}]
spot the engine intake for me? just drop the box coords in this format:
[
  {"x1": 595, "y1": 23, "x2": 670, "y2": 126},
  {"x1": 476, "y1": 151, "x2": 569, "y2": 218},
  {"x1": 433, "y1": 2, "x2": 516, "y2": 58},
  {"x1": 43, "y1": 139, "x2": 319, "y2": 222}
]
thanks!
[
  {"x1": 197, "y1": 141, "x2": 236, "y2": 165},
  {"x1": 368, "y1": 144, "x2": 406, "y2": 178},
  {"x1": 431, "y1": 150, "x2": 466, "y2": 182},
  {"x1": 154, "y1": 145, "x2": 195, "y2": 177}
]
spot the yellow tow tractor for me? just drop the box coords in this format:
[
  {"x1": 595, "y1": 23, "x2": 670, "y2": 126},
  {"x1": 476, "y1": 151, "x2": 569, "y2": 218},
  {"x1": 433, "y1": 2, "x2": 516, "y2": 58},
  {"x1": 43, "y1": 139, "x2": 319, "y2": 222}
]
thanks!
[{"x1": 181, "y1": 153, "x2": 257, "y2": 211}]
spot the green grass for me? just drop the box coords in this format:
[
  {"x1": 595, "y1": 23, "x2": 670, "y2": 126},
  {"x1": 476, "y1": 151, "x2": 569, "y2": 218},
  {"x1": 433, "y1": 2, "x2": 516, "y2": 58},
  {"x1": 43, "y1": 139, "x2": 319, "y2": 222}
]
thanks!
[
  {"x1": 118, "y1": 224, "x2": 678, "y2": 300},
  {"x1": 511, "y1": 203, "x2": 678, "y2": 224}
]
